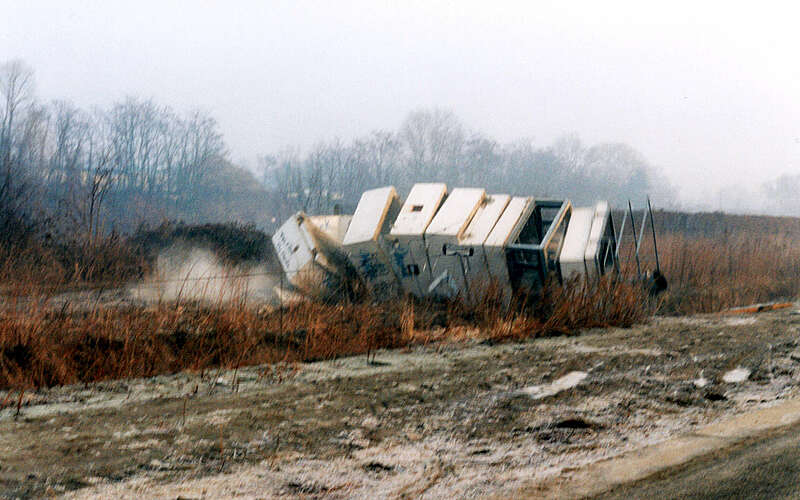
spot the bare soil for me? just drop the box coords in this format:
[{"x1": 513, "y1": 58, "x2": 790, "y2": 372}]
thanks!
[{"x1": 2, "y1": 307, "x2": 800, "y2": 498}]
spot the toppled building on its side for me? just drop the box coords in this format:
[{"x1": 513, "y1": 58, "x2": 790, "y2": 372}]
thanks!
[{"x1": 272, "y1": 183, "x2": 619, "y2": 303}]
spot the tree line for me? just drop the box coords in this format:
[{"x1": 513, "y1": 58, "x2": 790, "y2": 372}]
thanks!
[
  {"x1": 3, "y1": 58, "x2": 683, "y2": 242},
  {"x1": 259, "y1": 108, "x2": 678, "y2": 225},
  {"x1": 0, "y1": 59, "x2": 231, "y2": 246}
]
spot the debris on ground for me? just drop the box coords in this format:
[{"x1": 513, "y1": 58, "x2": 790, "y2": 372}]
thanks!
[
  {"x1": 521, "y1": 371, "x2": 588, "y2": 400},
  {"x1": 0, "y1": 307, "x2": 798, "y2": 498},
  {"x1": 723, "y1": 367, "x2": 751, "y2": 383}
]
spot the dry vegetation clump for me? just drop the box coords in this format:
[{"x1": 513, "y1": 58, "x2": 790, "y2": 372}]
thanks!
[
  {"x1": 654, "y1": 232, "x2": 800, "y2": 315},
  {"x1": 0, "y1": 222, "x2": 275, "y2": 294},
  {"x1": 0, "y1": 278, "x2": 648, "y2": 390},
  {"x1": 0, "y1": 233, "x2": 146, "y2": 288},
  {"x1": 607, "y1": 210, "x2": 800, "y2": 315},
  {"x1": 6, "y1": 211, "x2": 800, "y2": 390},
  {"x1": 129, "y1": 221, "x2": 278, "y2": 269}
]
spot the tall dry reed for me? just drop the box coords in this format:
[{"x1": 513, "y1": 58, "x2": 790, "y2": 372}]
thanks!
[
  {"x1": 655, "y1": 232, "x2": 800, "y2": 314},
  {"x1": 0, "y1": 278, "x2": 648, "y2": 390}
]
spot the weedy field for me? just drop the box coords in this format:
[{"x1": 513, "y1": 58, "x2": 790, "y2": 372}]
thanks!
[
  {"x1": 0, "y1": 279, "x2": 646, "y2": 391},
  {"x1": 1, "y1": 211, "x2": 800, "y2": 392},
  {"x1": 647, "y1": 211, "x2": 800, "y2": 314},
  {"x1": 3, "y1": 300, "x2": 799, "y2": 498},
  {"x1": 1, "y1": 211, "x2": 800, "y2": 498}
]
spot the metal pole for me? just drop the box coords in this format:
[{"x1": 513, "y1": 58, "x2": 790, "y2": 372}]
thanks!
[
  {"x1": 458, "y1": 252, "x2": 471, "y2": 302},
  {"x1": 647, "y1": 196, "x2": 661, "y2": 274},
  {"x1": 609, "y1": 214, "x2": 620, "y2": 275},
  {"x1": 628, "y1": 200, "x2": 642, "y2": 277},
  {"x1": 636, "y1": 201, "x2": 649, "y2": 278},
  {"x1": 279, "y1": 272, "x2": 283, "y2": 339},
  {"x1": 615, "y1": 209, "x2": 627, "y2": 260}
]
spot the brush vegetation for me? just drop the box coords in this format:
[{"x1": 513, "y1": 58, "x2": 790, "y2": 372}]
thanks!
[
  {"x1": 3, "y1": 209, "x2": 800, "y2": 391},
  {"x1": 0, "y1": 278, "x2": 646, "y2": 391}
]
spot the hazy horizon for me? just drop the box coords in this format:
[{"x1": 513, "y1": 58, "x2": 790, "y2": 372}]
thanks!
[{"x1": 4, "y1": 1, "x2": 800, "y2": 212}]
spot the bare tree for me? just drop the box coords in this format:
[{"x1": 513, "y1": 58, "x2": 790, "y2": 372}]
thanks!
[
  {"x1": 0, "y1": 60, "x2": 37, "y2": 245},
  {"x1": 178, "y1": 110, "x2": 226, "y2": 194},
  {"x1": 0, "y1": 60, "x2": 35, "y2": 171},
  {"x1": 47, "y1": 101, "x2": 87, "y2": 187},
  {"x1": 81, "y1": 149, "x2": 115, "y2": 246},
  {"x1": 351, "y1": 130, "x2": 401, "y2": 187},
  {"x1": 399, "y1": 108, "x2": 466, "y2": 185},
  {"x1": 461, "y1": 134, "x2": 499, "y2": 187},
  {"x1": 583, "y1": 143, "x2": 652, "y2": 205}
]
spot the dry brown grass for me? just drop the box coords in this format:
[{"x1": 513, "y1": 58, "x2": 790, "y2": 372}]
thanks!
[
  {"x1": 0, "y1": 278, "x2": 647, "y2": 390},
  {"x1": 654, "y1": 232, "x2": 800, "y2": 314},
  {"x1": 4, "y1": 211, "x2": 800, "y2": 390}
]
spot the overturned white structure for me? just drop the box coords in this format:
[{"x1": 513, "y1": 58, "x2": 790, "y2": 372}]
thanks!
[
  {"x1": 272, "y1": 212, "x2": 353, "y2": 296},
  {"x1": 272, "y1": 183, "x2": 619, "y2": 302},
  {"x1": 341, "y1": 186, "x2": 402, "y2": 295}
]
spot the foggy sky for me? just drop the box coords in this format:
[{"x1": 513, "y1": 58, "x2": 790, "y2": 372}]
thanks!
[{"x1": 3, "y1": 1, "x2": 800, "y2": 207}]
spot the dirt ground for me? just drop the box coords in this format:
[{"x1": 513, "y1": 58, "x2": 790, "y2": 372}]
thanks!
[{"x1": 2, "y1": 306, "x2": 800, "y2": 499}]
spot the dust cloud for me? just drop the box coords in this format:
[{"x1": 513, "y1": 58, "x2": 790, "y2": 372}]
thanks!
[{"x1": 130, "y1": 245, "x2": 275, "y2": 305}]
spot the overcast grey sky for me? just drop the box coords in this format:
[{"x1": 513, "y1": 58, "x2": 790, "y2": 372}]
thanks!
[{"x1": 3, "y1": 1, "x2": 799, "y2": 204}]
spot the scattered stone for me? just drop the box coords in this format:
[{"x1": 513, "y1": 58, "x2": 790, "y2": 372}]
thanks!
[
  {"x1": 521, "y1": 371, "x2": 588, "y2": 400},
  {"x1": 789, "y1": 350, "x2": 800, "y2": 362},
  {"x1": 693, "y1": 377, "x2": 709, "y2": 388},
  {"x1": 768, "y1": 359, "x2": 795, "y2": 377},
  {"x1": 722, "y1": 367, "x2": 751, "y2": 383}
]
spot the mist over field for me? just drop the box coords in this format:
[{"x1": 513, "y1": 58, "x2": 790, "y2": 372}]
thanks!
[
  {"x1": 6, "y1": 5, "x2": 800, "y2": 498},
  {"x1": 0, "y1": 58, "x2": 680, "y2": 241},
  {"x1": 2, "y1": 55, "x2": 797, "y2": 244},
  {"x1": 4, "y1": 1, "x2": 800, "y2": 226}
]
